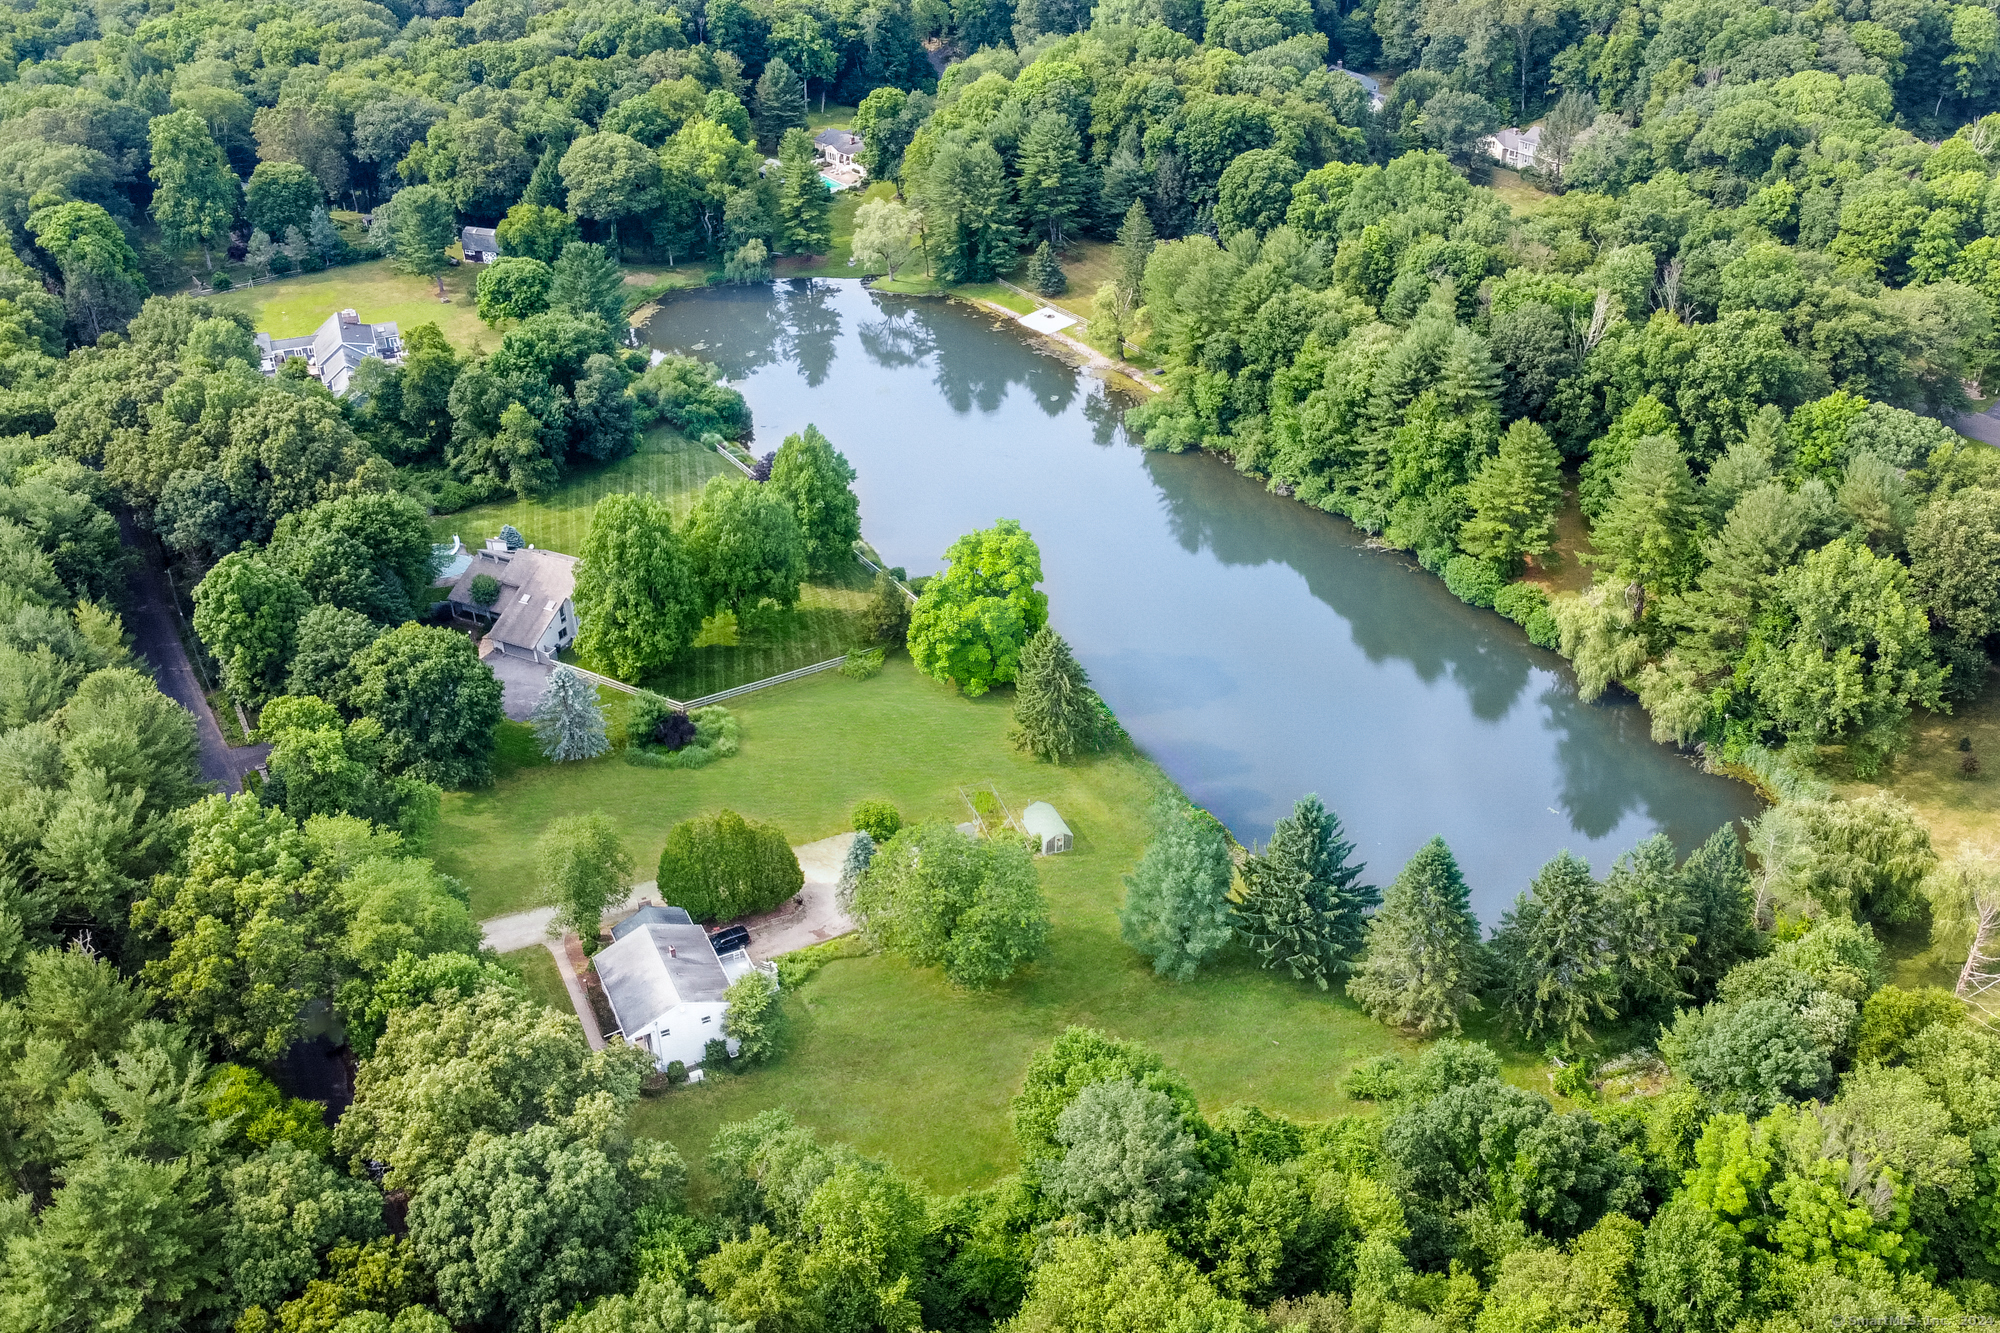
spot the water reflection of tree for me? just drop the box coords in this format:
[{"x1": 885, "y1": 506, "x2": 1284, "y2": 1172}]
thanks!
[
  {"x1": 777, "y1": 280, "x2": 842, "y2": 386},
  {"x1": 643, "y1": 284, "x2": 787, "y2": 381},
  {"x1": 857, "y1": 306, "x2": 936, "y2": 369},
  {"x1": 1141, "y1": 448, "x2": 1759, "y2": 851},
  {"x1": 1082, "y1": 384, "x2": 1130, "y2": 447}
]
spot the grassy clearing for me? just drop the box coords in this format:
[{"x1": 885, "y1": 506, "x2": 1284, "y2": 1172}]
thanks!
[
  {"x1": 1517, "y1": 479, "x2": 1596, "y2": 597},
  {"x1": 428, "y1": 427, "x2": 733, "y2": 551},
  {"x1": 634, "y1": 563, "x2": 876, "y2": 700},
  {"x1": 438, "y1": 656, "x2": 1544, "y2": 1195},
  {"x1": 778, "y1": 181, "x2": 896, "y2": 280},
  {"x1": 207, "y1": 258, "x2": 497, "y2": 354},
  {"x1": 806, "y1": 103, "x2": 860, "y2": 130},
  {"x1": 1852, "y1": 676, "x2": 2000, "y2": 856},
  {"x1": 499, "y1": 945, "x2": 575, "y2": 1017},
  {"x1": 951, "y1": 282, "x2": 1037, "y2": 315},
  {"x1": 1046, "y1": 238, "x2": 1118, "y2": 322}
]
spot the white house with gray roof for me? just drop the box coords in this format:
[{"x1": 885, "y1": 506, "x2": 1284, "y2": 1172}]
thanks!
[
  {"x1": 255, "y1": 308, "x2": 403, "y2": 396},
  {"x1": 594, "y1": 904, "x2": 774, "y2": 1070},
  {"x1": 443, "y1": 538, "x2": 579, "y2": 662}
]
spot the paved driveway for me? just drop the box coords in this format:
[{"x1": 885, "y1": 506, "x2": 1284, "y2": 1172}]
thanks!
[{"x1": 483, "y1": 651, "x2": 554, "y2": 721}]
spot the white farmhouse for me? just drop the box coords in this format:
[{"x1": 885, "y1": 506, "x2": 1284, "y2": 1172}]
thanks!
[{"x1": 593, "y1": 905, "x2": 774, "y2": 1071}]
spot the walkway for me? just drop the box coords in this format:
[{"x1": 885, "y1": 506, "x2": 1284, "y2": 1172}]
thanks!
[
  {"x1": 987, "y1": 278, "x2": 1166, "y2": 394},
  {"x1": 122, "y1": 519, "x2": 269, "y2": 792}
]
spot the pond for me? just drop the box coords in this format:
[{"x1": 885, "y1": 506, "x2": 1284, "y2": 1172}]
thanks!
[{"x1": 641, "y1": 280, "x2": 1763, "y2": 924}]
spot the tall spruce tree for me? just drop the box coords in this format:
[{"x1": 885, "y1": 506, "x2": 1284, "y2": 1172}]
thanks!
[
  {"x1": 1266, "y1": 794, "x2": 1376, "y2": 962},
  {"x1": 524, "y1": 146, "x2": 567, "y2": 210},
  {"x1": 1490, "y1": 851, "x2": 1617, "y2": 1049},
  {"x1": 1017, "y1": 112, "x2": 1089, "y2": 248},
  {"x1": 1459, "y1": 418, "x2": 1563, "y2": 569},
  {"x1": 1120, "y1": 803, "x2": 1235, "y2": 981},
  {"x1": 1604, "y1": 834, "x2": 1696, "y2": 1012},
  {"x1": 1347, "y1": 837, "x2": 1483, "y2": 1035},
  {"x1": 774, "y1": 128, "x2": 833, "y2": 255},
  {"x1": 1676, "y1": 824, "x2": 1757, "y2": 1001},
  {"x1": 1112, "y1": 200, "x2": 1155, "y2": 323},
  {"x1": 1010, "y1": 627, "x2": 1101, "y2": 763},
  {"x1": 1590, "y1": 432, "x2": 1700, "y2": 619},
  {"x1": 753, "y1": 58, "x2": 808, "y2": 152},
  {"x1": 531, "y1": 666, "x2": 610, "y2": 762}
]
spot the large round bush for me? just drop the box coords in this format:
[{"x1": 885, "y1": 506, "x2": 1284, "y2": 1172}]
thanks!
[{"x1": 656, "y1": 809, "x2": 801, "y2": 922}]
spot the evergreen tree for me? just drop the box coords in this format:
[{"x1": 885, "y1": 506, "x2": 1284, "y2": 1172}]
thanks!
[
  {"x1": 774, "y1": 128, "x2": 833, "y2": 256},
  {"x1": 524, "y1": 145, "x2": 566, "y2": 209},
  {"x1": 836, "y1": 829, "x2": 876, "y2": 912},
  {"x1": 1010, "y1": 627, "x2": 1100, "y2": 763},
  {"x1": 753, "y1": 58, "x2": 808, "y2": 152},
  {"x1": 1668, "y1": 481, "x2": 1808, "y2": 680},
  {"x1": 1119, "y1": 802, "x2": 1235, "y2": 981},
  {"x1": 1112, "y1": 200, "x2": 1155, "y2": 322},
  {"x1": 1017, "y1": 112, "x2": 1089, "y2": 248},
  {"x1": 1490, "y1": 851, "x2": 1617, "y2": 1049},
  {"x1": 1029, "y1": 241, "x2": 1067, "y2": 297},
  {"x1": 1603, "y1": 834, "x2": 1696, "y2": 1011},
  {"x1": 1676, "y1": 825, "x2": 1757, "y2": 1002},
  {"x1": 530, "y1": 665, "x2": 610, "y2": 762},
  {"x1": 308, "y1": 207, "x2": 343, "y2": 265},
  {"x1": 548, "y1": 241, "x2": 625, "y2": 327},
  {"x1": 1459, "y1": 418, "x2": 1563, "y2": 570},
  {"x1": 1347, "y1": 837, "x2": 1484, "y2": 1035},
  {"x1": 1264, "y1": 793, "x2": 1376, "y2": 962},
  {"x1": 1233, "y1": 855, "x2": 1340, "y2": 989},
  {"x1": 1589, "y1": 432, "x2": 1700, "y2": 620}
]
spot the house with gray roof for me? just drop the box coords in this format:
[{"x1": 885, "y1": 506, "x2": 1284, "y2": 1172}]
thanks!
[
  {"x1": 255, "y1": 308, "x2": 403, "y2": 396},
  {"x1": 443, "y1": 537, "x2": 579, "y2": 662},
  {"x1": 461, "y1": 226, "x2": 500, "y2": 263},
  {"x1": 595, "y1": 904, "x2": 774, "y2": 1069}
]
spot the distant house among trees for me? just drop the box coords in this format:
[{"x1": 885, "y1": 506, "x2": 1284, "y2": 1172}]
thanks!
[
  {"x1": 594, "y1": 904, "x2": 773, "y2": 1070},
  {"x1": 460, "y1": 225, "x2": 501, "y2": 262},
  {"x1": 444, "y1": 537, "x2": 579, "y2": 662},
  {"x1": 254, "y1": 308, "x2": 402, "y2": 395},
  {"x1": 1481, "y1": 126, "x2": 1542, "y2": 169},
  {"x1": 814, "y1": 129, "x2": 866, "y2": 188}
]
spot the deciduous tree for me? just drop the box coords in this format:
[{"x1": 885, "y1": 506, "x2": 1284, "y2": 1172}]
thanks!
[
  {"x1": 539, "y1": 813, "x2": 633, "y2": 943},
  {"x1": 193, "y1": 549, "x2": 309, "y2": 705},
  {"x1": 683, "y1": 475, "x2": 807, "y2": 619},
  {"x1": 347, "y1": 623, "x2": 504, "y2": 788},
  {"x1": 851, "y1": 823, "x2": 1049, "y2": 988},
  {"x1": 765, "y1": 424, "x2": 859, "y2": 575},
  {"x1": 377, "y1": 185, "x2": 457, "y2": 297},
  {"x1": 150, "y1": 111, "x2": 238, "y2": 272},
  {"x1": 907, "y1": 519, "x2": 1049, "y2": 696}
]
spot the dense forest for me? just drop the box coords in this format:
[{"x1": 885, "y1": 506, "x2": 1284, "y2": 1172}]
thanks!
[{"x1": 1, "y1": 0, "x2": 1999, "y2": 1328}]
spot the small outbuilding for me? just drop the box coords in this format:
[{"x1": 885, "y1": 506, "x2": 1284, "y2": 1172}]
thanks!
[
  {"x1": 1021, "y1": 801, "x2": 1072, "y2": 855},
  {"x1": 461, "y1": 226, "x2": 500, "y2": 263}
]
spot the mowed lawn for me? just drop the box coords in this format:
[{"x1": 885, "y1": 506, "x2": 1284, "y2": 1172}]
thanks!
[
  {"x1": 207, "y1": 257, "x2": 497, "y2": 352},
  {"x1": 428, "y1": 427, "x2": 734, "y2": 552},
  {"x1": 436, "y1": 656, "x2": 1542, "y2": 1195},
  {"x1": 498, "y1": 945, "x2": 572, "y2": 1014}
]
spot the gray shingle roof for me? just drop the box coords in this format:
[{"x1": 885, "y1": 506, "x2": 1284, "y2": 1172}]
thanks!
[
  {"x1": 593, "y1": 922, "x2": 730, "y2": 1035},
  {"x1": 444, "y1": 544, "x2": 576, "y2": 653}
]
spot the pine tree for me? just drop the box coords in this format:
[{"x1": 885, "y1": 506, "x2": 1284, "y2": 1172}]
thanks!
[
  {"x1": 1347, "y1": 837, "x2": 1484, "y2": 1035},
  {"x1": 1589, "y1": 432, "x2": 1700, "y2": 620},
  {"x1": 1016, "y1": 112, "x2": 1088, "y2": 248},
  {"x1": 1490, "y1": 851, "x2": 1617, "y2": 1049},
  {"x1": 1459, "y1": 418, "x2": 1563, "y2": 570},
  {"x1": 1029, "y1": 241, "x2": 1066, "y2": 296},
  {"x1": 1677, "y1": 824, "x2": 1757, "y2": 1001},
  {"x1": 1264, "y1": 794, "x2": 1377, "y2": 962},
  {"x1": 1010, "y1": 627, "x2": 1100, "y2": 763},
  {"x1": 774, "y1": 128, "x2": 833, "y2": 256},
  {"x1": 1604, "y1": 834, "x2": 1695, "y2": 1011},
  {"x1": 753, "y1": 58, "x2": 808, "y2": 152},
  {"x1": 531, "y1": 665, "x2": 611, "y2": 762},
  {"x1": 1234, "y1": 854, "x2": 1340, "y2": 989},
  {"x1": 524, "y1": 145, "x2": 566, "y2": 209},
  {"x1": 1113, "y1": 200, "x2": 1155, "y2": 320},
  {"x1": 1119, "y1": 803, "x2": 1235, "y2": 981},
  {"x1": 308, "y1": 207, "x2": 343, "y2": 264}
]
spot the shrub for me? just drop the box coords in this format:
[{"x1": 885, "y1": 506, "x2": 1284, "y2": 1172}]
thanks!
[
  {"x1": 626, "y1": 698, "x2": 739, "y2": 769},
  {"x1": 1341, "y1": 1056, "x2": 1402, "y2": 1100},
  {"x1": 702, "y1": 1037, "x2": 731, "y2": 1069},
  {"x1": 665, "y1": 1060, "x2": 688, "y2": 1084},
  {"x1": 211, "y1": 272, "x2": 233, "y2": 290},
  {"x1": 840, "y1": 646, "x2": 885, "y2": 679},
  {"x1": 656, "y1": 808, "x2": 801, "y2": 922},
  {"x1": 851, "y1": 800, "x2": 901, "y2": 841},
  {"x1": 1493, "y1": 581, "x2": 1560, "y2": 649},
  {"x1": 722, "y1": 971, "x2": 781, "y2": 1064},
  {"x1": 1442, "y1": 555, "x2": 1504, "y2": 608}
]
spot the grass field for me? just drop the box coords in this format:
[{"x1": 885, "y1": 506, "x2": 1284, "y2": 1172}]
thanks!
[
  {"x1": 635, "y1": 563, "x2": 876, "y2": 700},
  {"x1": 437, "y1": 656, "x2": 1545, "y2": 1195},
  {"x1": 499, "y1": 945, "x2": 574, "y2": 1017},
  {"x1": 428, "y1": 427, "x2": 733, "y2": 551},
  {"x1": 208, "y1": 258, "x2": 498, "y2": 353}
]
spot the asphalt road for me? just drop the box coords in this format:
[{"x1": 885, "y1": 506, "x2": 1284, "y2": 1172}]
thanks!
[{"x1": 122, "y1": 522, "x2": 268, "y2": 793}]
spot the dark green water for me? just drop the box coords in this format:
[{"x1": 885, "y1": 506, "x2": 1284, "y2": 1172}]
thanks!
[{"x1": 641, "y1": 280, "x2": 1762, "y2": 922}]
